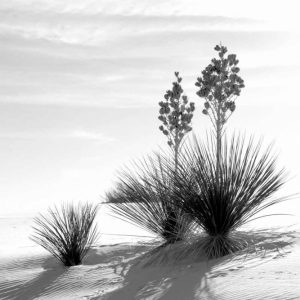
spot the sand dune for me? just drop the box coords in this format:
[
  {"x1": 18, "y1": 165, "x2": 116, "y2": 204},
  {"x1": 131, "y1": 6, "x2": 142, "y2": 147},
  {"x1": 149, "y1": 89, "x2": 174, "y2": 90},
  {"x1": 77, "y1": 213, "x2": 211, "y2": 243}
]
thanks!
[
  {"x1": 1, "y1": 228, "x2": 299, "y2": 300},
  {"x1": 100, "y1": 230, "x2": 300, "y2": 300},
  {"x1": 1, "y1": 206, "x2": 300, "y2": 300},
  {"x1": 0, "y1": 243, "x2": 142, "y2": 300}
]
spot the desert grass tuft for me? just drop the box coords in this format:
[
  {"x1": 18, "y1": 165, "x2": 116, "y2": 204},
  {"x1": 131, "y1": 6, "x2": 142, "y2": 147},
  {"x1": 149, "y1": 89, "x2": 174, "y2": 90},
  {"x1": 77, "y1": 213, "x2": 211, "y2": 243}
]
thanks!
[
  {"x1": 31, "y1": 202, "x2": 99, "y2": 266},
  {"x1": 172, "y1": 134, "x2": 290, "y2": 258}
]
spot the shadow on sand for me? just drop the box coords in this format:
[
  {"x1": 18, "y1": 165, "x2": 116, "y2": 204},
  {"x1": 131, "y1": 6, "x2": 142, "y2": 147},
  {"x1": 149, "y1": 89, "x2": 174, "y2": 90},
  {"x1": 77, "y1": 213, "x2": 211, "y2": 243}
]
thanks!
[
  {"x1": 0, "y1": 242, "x2": 157, "y2": 300},
  {"x1": 0, "y1": 230, "x2": 296, "y2": 300},
  {"x1": 100, "y1": 229, "x2": 297, "y2": 300},
  {"x1": 0, "y1": 255, "x2": 66, "y2": 300}
]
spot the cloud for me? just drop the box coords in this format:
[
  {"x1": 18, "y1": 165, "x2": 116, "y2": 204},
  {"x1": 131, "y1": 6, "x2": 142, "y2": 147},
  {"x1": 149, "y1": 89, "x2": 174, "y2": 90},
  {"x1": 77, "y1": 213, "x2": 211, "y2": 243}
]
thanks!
[
  {"x1": 0, "y1": 11, "x2": 262, "y2": 46},
  {"x1": 1, "y1": 0, "x2": 298, "y2": 23},
  {"x1": 0, "y1": 0, "x2": 299, "y2": 109},
  {"x1": 69, "y1": 130, "x2": 115, "y2": 142},
  {"x1": 0, "y1": 129, "x2": 115, "y2": 142}
]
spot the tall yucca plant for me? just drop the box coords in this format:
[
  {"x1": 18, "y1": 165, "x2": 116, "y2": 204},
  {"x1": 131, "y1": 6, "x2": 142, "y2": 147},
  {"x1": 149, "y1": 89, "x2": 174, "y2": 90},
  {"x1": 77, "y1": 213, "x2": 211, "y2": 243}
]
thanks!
[
  {"x1": 195, "y1": 44, "x2": 245, "y2": 183},
  {"x1": 156, "y1": 72, "x2": 195, "y2": 243},
  {"x1": 108, "y1": 154, "x2": 191, "y2": 244},
  {"x1": 172, "y1": 135, "x2": 289, "y2": 258},
  {"x1": 31, "y1": 203, "x2": 99, "y2": 266}
]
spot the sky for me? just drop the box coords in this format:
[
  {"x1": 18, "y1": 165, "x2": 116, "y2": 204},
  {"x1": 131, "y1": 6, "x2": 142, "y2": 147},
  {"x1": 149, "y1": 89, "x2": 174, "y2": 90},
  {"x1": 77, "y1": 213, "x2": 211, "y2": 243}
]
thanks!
[{"x1": 1, "y1": 0, "x2": 300, "y2": 215}]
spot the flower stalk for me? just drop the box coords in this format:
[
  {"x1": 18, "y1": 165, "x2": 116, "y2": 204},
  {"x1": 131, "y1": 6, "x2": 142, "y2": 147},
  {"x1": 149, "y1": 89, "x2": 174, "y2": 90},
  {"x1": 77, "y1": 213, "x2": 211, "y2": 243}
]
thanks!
[{"x1": 195, "y1": 44, "x2": 245, "y2": 183}]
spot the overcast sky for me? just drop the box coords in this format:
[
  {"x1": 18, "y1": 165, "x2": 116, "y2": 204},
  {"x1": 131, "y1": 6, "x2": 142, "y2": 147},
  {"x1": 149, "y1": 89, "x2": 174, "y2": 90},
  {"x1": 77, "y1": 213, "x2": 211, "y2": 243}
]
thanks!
[{"x1": 1, "y1": 0, "x2": 300, "y2": 215}]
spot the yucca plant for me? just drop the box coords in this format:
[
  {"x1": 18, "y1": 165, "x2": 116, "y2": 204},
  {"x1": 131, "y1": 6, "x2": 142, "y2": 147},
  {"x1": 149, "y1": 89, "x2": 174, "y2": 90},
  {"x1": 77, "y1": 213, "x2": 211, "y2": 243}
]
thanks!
[
  {"x1": 195, "y1": 44, "x2": 245, "y2": 183},
  {"x1": 31, "y1": 202, "x2": 99, "y2": 266},
  {"x1": 171, "y1": 134, "x2": 289, "y2": 258},
  {"x1": 108, "y1": 154, "x2": 192, "y2": 245}
]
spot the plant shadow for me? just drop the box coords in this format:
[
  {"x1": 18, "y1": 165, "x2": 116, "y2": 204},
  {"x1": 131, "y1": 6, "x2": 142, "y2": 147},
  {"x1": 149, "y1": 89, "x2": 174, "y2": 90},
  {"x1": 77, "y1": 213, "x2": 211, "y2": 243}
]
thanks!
[
  {"x1": 101, "y1": 229, "x2": 297, "y2": 300},
  {"x1": 0, "y1": 255, "x2": 66, "y2": 300}
]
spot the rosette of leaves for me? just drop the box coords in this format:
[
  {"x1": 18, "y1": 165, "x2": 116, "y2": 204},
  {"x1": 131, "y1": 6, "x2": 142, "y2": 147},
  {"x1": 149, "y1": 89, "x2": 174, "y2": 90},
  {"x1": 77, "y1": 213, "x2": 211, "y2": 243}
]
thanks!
[
  {"x1": 171, "y1": 135, "x2": 289, "y2": 258},
  {"x1": 108, "y1": 154, "x2": 192, "y2": 245},
  {"x1": 158, "y1": 72, "x2": 195, "y2": 168},
  {"x1": 31, "y1": 203, "x2": 99, "y2": 266}
]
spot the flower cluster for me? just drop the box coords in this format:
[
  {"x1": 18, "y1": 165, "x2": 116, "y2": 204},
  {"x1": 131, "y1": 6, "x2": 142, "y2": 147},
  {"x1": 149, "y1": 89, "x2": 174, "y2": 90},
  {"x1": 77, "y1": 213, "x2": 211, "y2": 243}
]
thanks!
[
  {"x1": 195, "y1": 44, "x2": 245, "y2": 127},
  {"x1": 158, "y1": 72, "x2": 195, "y2": 148}
]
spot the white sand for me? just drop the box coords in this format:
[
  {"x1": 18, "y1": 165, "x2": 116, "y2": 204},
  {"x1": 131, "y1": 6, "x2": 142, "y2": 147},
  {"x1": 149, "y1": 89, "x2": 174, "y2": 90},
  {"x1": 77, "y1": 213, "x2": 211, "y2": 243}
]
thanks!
[{"x1": 0, "y1": 203, "x2": 300, "y2": 300}]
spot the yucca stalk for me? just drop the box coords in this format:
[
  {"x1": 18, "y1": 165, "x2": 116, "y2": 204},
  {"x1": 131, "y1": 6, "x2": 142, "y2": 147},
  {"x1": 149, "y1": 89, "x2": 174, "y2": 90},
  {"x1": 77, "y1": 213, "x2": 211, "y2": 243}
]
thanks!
[
  {"x1": 172, "y1": 134, "x2": 289, "y2": 258},
  {"x1": 157, "y1": 72, "x2": 195, "y2": 236},
  {"x1": 195, "y1": 44, "x2": 245, "y2": 184},
  {"x1": 31, "y1": 203, "x2": 99, "y2": 266},
  {"x1": 108, "y1": 154, "x2": 191, "y2": 244}
]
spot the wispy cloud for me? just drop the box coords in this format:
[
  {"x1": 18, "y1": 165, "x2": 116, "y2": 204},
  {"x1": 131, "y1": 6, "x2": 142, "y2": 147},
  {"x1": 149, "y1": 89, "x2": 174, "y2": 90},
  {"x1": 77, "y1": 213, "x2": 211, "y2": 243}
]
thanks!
[
  {"x1": 0, "y1": 129, "x2": 115, "y2": 142},
  {"x1": 69, "y1": 129, "x2": 115, "y2": 142},
  {"x1": 0, "y1": 0, "x2": 299, "y2": 109},
  {"x1": 0, "y1": 12, "x2": 263, "y2": 46},
  {"x1": 1, "y1": 0, "x2": 298, "y2": 23}
]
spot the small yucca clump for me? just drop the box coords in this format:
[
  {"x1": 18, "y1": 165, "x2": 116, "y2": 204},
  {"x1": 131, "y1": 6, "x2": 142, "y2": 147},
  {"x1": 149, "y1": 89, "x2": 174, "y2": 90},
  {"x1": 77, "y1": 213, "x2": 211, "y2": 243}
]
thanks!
[
  {"x1": 172, "y1": 135, "x2": 289, "y2": 258},
  {"x1": 31, "y1": 203, "x2": 99, "y2": 266},
  {"x1": 108, "y1": 154, "x2": 192, "y2": 245}
]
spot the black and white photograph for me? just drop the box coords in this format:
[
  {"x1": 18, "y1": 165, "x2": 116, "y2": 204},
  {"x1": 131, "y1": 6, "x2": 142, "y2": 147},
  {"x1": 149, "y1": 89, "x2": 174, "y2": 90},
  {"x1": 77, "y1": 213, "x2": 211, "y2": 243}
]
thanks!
[{"x1": 0, "y1": 1, "x2": 299, "y2": 299}]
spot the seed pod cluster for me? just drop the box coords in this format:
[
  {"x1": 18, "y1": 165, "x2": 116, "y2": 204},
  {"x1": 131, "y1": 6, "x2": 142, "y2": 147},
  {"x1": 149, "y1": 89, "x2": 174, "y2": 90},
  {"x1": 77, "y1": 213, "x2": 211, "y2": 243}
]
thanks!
[
  {"x1": 158, "y1": 72, "x2": 195, "y2": 149},
  {"x1": 195, "y1": 44, "x2": 245, "y2": 127}
]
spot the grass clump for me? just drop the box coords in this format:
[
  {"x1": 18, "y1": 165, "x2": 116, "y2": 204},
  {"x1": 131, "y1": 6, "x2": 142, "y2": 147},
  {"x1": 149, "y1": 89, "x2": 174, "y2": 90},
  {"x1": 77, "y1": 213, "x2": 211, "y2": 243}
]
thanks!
[
  {"x1": 172, "y1": 135, "x2": 289, "y2": 258},
  {"x1": 31, "y1": 202, "x2": 99, "y2": 266},
  {"x1": 108, "y1": 155, "x2": 191, "y2": 245}
]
